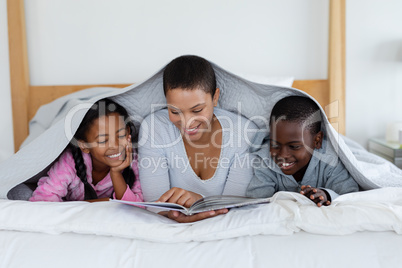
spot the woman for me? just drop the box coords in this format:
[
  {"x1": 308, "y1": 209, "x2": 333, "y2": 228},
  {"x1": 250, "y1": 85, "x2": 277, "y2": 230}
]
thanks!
[{"x1": 138, "y1": 55, "x2": 258, "y2": 222}]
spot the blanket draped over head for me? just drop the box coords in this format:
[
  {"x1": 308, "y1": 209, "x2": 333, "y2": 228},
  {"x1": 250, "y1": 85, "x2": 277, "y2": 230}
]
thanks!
[{"x1": 1, "y1": 60, "x2": 401, "y2": 199}]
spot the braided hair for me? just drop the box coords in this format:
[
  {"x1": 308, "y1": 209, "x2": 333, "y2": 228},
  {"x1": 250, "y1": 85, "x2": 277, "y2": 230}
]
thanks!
[{"x1": 69, "y1": 99, "x2": 136, "y2": 200}]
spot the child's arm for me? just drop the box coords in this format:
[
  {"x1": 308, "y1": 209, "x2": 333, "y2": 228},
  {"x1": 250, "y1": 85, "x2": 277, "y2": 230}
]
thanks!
[
  {"x1": 109, "y1": 144, "x2": 131, "y2": 200},
  {"x1": 301, "y1": 159, "x2": 360, "y2": 207},
  {"x1": 245, "y1": 156, "x2": 278, "y2": 198},
  {"x1": 110, "y1": 143, "x2": 143, "y2": 202},
  {"x1": 324, "y1": 160, "x2": 359, "y2": 195},
  {"x1": 124, "y1": 156, "x2": 143, "y2": 202},
  {"x1": 111, "y1": 153, "x2": 143, "y2": 202},
  {"x1": 30, "y1": 176, "x2": 69, "y2": 202},
  {"x1": 29, "y1": 151, "x2": 74, "y2": 202}
]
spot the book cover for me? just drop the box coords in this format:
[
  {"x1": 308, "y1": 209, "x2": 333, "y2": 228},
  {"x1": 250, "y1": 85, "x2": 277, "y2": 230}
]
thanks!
[{"x1": 111, "y1": 195, "x2": 271, "y2": 215}]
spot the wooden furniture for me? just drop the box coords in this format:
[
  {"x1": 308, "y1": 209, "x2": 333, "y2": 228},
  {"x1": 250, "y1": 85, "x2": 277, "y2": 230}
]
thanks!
[
  {"x1": 368, "y1": 138, "x2": 402, "y2": 168},
  {"x1": 7, "y1": 0, "x2": 346, "y2": 151}
]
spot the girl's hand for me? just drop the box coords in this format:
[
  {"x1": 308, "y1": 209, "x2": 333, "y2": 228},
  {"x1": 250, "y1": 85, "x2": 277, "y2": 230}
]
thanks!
[
  {"x1": 110, "y1": 136, "x2": 132, "y2": 173},
  {"x1": 300, "y1": 185, "x2": 331, "y2": 207},
  {"x1": 157, "y1": 187, "x2": 203, "y2": 208}
]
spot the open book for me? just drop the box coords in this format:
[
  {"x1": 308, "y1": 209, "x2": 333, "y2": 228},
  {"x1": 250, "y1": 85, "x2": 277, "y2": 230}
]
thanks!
[{"x1": 111, "y1": 195, "x2": 270, "y2": 215}]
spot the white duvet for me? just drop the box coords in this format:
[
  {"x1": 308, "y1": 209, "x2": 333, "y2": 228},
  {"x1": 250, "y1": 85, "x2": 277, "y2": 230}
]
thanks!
[{"x1": 1, "y1": 188, "x2": 401, "y2": 243}]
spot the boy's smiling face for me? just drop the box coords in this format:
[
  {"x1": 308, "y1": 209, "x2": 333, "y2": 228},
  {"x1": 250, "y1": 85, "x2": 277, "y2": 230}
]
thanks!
[{"x1": 269, "y1": 120, "x2": 323, "y2": 181}]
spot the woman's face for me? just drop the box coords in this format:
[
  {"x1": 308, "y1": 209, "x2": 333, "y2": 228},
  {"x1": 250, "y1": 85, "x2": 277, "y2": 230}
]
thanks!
[{"x1": 165, "y1": 87, "x2": 219, "y2": 143}]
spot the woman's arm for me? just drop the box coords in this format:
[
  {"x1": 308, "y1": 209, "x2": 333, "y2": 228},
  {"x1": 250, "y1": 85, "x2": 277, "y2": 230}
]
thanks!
[
  {"x1": 222, "y1": 119, "x2": 262, "y2": 196},
  {"x1": 138, "y1": 116, "x2": 171, "y2": 201},
  {"x1": 222, "y1": 152, "x2": 255, "y2": 196}
]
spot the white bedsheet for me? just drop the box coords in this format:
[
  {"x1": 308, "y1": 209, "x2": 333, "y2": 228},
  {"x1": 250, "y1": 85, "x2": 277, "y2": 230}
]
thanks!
[
  {"x1": 1, "y1": 188, "x2": 402, "y2": 268},
  {"x1": 1, "y1": 230, "x2": 401, "y2": 268},
  {"x1": 1, "y1": 188, "x2": 401, "y2": 243}
]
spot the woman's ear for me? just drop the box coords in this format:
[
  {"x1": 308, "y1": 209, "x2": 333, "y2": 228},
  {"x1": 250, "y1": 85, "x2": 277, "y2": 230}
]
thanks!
[
  {"x1": 213, "y1": 88, "x2": 220, "y2": 107},
  {"x1": 78, "y1": 140, "x2": 90, "y2": 154},
  {"x1": 314, "y1": 131, "x2": 323, "y2": 149}
]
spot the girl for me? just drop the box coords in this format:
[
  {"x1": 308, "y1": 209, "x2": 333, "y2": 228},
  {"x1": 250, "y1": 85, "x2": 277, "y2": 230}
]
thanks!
[{"x1": 30, "y1": 99, "x2": 143, "y2": 202}]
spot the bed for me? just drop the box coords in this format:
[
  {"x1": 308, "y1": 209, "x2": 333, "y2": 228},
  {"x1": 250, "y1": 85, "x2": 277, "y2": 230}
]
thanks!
[{"x1": 2, "y1": 0, "x2": 402, "y2": 267}]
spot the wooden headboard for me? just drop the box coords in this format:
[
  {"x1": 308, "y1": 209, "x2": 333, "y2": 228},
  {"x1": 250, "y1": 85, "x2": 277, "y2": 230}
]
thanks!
[{"x1": 7, "y1": 0, "x2": 345, "y2": 151}]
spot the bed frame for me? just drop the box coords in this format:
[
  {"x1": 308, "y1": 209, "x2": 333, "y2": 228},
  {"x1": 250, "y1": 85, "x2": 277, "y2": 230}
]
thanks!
[{"x1": 7, "y1": 0, "x2": 345, "y2": 151}]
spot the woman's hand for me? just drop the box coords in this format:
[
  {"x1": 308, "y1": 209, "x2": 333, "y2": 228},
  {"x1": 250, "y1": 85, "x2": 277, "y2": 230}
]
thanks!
[
  {"x1": 159, "y1": 209, "x2": 229, "y2": 223},
  {"x1": 157, "y1": 188, "x2": 228, "y2": 222},
  {"x1": 300, "y1": 185, "x2": 331, "y2": 207},
  {"x1": 157, "y1": 187, "x2": 203, "y2": 208}
]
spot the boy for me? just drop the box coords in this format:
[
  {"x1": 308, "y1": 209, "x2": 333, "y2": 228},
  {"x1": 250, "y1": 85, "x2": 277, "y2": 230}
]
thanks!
[{"x1": 246, "y1": 96, "x2": 359, "y2": 206}]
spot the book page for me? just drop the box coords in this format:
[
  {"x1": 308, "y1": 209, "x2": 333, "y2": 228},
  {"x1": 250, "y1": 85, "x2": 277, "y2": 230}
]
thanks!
[
  {"x1": 189, "y1": 195, "x2": 270, "y2": 214},
  {"x1": 110, "y1": 199, "x2": 189, "y2": 213},
  {"x1": 110, "y1": 195, "x2": 270, "y2": 216}
]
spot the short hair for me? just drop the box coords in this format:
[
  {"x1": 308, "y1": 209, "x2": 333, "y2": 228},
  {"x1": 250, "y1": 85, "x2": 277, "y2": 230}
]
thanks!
[
  {"x1": 163, "y1": 55, "x2": 217, "y2": 96},
  {"x1": 270, "y1": 96, "x2": 322, "y2": 135}
]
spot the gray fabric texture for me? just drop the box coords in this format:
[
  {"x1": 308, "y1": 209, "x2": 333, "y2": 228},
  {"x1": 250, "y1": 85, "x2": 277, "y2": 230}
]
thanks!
[
  {"x1": 138, "y1": 108, "x2": 258, "y2": 201},
  {"x1": 1, "y1": 60, "x2": 402, "y2": 199}
]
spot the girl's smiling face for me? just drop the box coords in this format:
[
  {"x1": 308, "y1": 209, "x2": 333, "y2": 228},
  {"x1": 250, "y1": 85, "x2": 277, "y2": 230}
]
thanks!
[
  {"x1": 79, "y1": 112, "x2": 130, "y2": 171},
  {"x1": 165, "y1": 87, "x2": 219, "y2": 144},
  {"x1": 269, "y1": 120, "x2": 322, "y2": 181}
]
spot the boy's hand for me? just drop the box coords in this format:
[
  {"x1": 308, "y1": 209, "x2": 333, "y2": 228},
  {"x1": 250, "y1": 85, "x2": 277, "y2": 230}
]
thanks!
[
  {"x1": 300, "y1": 185, "x2": 331, "y2": 207},
  {"x1": 157, "y1": 187, "x2": 203, "y2": 208}
]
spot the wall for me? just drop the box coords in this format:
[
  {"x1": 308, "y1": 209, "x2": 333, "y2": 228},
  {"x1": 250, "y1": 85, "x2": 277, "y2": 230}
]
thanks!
[
  {"x1": 24, "y1": 0, "x2": 328, "y2": 85},
  {"x1": 1, "y1": 0, "x2": 329, "y2": 162},
  {"x1": 346, "y1": 0, "x2": 402, "y2": 145},
  {"x1": 1, "y1": 1, "x2": 401, "y2": 163}
]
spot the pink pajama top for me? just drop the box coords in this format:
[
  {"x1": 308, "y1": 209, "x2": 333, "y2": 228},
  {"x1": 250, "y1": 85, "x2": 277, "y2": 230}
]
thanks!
[{"x1": 29, "y1": 149, "x2": 143, "y2": 202}]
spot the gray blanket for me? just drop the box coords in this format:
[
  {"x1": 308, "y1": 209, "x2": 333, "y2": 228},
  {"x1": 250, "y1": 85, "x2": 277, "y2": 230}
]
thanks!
[{"x1": 1, "y1": 61, "x2": 402, "y2": 199}]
